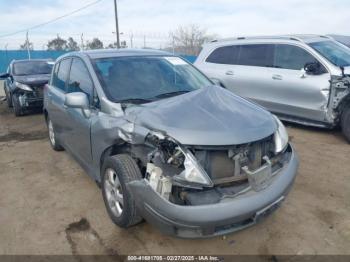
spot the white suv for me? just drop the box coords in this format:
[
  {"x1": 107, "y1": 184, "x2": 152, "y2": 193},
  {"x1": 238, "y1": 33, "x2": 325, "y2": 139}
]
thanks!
[{"x1": 195, "y1": 35, "x2": 350, "y2": 142}]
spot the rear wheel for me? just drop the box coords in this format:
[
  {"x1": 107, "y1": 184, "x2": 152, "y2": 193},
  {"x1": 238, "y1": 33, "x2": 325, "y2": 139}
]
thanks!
[
  {"x1": 341, "y1": 106, "x2": 350, "y2": 143},
  {"x1": 47, "y1": 116, "x2": 64, "y2": 151},
  {"x1": 12, "y1": 94, "x2": 23, "y2": 117},
  {"x1": 101, "y1": 154, "x2": 143, "y2": 228}
]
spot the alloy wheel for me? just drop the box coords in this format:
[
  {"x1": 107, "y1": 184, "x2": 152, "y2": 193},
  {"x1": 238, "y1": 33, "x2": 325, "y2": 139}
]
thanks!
[{"x1": 104, "y1": 168, "x2": 124, "y2": 217}]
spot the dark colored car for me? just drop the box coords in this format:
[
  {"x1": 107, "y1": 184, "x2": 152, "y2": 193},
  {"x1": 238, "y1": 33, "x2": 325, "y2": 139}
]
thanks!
[{"x1": 0, "y1": 59, "x2": 54, "y2": 116}]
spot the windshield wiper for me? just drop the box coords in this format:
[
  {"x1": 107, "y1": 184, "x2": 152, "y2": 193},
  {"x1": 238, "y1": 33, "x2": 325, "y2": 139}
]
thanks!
[
  {"x1": 152, "y1": 90, "x2": 191, "y2": 99},
  {"x1": 119, "y1": 98, "x2": 153, "y2": 104}
]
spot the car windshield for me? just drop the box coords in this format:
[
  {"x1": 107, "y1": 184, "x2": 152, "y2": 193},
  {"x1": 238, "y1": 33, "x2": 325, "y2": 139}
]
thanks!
[
  {"x1": 13, "y1": 61, "x2": 53, "y2": 76},
  {"x1": 308, "y1": 40, "x2": 350, "y2": 67},
  {"x1": 92, "y1": 56, "x2": 212, "y2": 104}
]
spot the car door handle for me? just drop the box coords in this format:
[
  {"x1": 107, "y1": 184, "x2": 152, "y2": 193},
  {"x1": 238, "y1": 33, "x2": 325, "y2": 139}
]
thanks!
[
  {"x1": 225, "y1": 70, "x2": 234, "y2": 76},
  {"x1": 272, "y1": 74, "x2": 283, "y2": 80}
]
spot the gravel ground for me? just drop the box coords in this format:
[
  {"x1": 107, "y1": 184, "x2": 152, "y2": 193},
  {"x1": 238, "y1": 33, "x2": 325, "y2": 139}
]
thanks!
[{"x1": 0, "y1": 99, "x2": 349, "y2": 255}]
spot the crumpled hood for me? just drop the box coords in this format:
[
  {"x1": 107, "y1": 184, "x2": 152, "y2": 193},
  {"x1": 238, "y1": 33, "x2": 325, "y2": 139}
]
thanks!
[
  {"x1": 126, "y1": 86, "x2": 277, "y2": 146},
  {"x1": 13, "y1": 74, "x2": 51, "y2": 86}
]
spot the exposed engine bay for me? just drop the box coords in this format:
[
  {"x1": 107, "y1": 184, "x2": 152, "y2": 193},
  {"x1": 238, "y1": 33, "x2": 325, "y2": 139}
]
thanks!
[
  {"x1": 14, "y1": 84, "x2": 44, "y2": 108},
  {"x1": 329, "y1": 75, "x2": 350, "y2": 123},
  {"x1": 127, "y1": 132, "x2": 291, "y2": 207}
]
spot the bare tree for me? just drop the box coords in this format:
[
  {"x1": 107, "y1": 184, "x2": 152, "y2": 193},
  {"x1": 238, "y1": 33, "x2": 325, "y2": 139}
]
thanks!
[
  {"x1": 169, "y1": 24, "x2": 215, "y2": 55},
  {"x1": 86, "y1": 38, "x2": 104, "y2": 50},
  {"x1": 19, "y1": 40, "x2": 34, "y2": 51}
]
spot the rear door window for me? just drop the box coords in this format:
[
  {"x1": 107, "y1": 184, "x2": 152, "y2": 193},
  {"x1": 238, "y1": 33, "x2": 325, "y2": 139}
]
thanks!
[
  {"x1": 237, "y1": 44, "x2": 274, "y2": 67},
  {"x1": 206, "y1": 45, "x2": 239, "y2": 64},
  {"x1": 274, "y1": 44, "x2": 318, "y2": 70},
  {"x1": 52, "y1": 59, "x2": 71, "y2": 92}
]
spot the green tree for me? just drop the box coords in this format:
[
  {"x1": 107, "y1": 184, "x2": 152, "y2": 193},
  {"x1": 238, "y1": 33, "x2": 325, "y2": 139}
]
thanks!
[
  {"x1": 47, "y1": 35, "x2": 67, "y2": 51},
  {"x1": 107, "y1": 42, "x2": 118, "y2": 49},
  {"x1": 86, "y1": 38, "x2": 103, "y2": 50},
  {"x1": 67, "y1": 37, "x2": 80, "y2": 51}
]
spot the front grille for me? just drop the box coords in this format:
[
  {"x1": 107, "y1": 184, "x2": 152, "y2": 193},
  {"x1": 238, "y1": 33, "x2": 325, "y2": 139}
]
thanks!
[
  {"x1": 30, "y1": 85, "x2": 44, "y2": 98},
  {"x1": 191, "y1": 136, "x2": 275, "y2": 184}
]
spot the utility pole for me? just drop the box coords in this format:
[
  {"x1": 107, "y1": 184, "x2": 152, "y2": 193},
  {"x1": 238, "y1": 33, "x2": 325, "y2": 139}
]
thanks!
[
  {"x1": 81, "y1": 33, "x2": 84, "y2": 50},
  {"x1": 113, "y1": 0, "x2": 120, "y2": 48},
  {"x1": 172, "y1": 35, "x2": 175, "y2": 54},
  {"x1": 5, "y1": 44, "x2": 8, "y2": 65},
  {"x1": 130, "y1": 32, "x2": 133, "y2": 48},
  {"x1": 26, "y1": 31, "x2": 31, "y2": 59}
]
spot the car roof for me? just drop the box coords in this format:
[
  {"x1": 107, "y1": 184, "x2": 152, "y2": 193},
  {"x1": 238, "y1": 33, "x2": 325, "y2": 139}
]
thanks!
[
  {"x1": 328, "y1": 34, "x2": 350, "y2": 47},
  {"x1": 65, "y1": 48, "x2": 173, "y2": 60},
  {"x1": 12, "y1": 58, "x2": 52, "y2": 64},
  {"x1": 208, "y1": 34, "x2": 332, "y2": 45}
]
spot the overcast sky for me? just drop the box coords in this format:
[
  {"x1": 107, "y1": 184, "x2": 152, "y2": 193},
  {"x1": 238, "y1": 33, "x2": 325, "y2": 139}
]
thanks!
[{"x1": 0, "y1": 0, "x2": 349, "y2": 49}]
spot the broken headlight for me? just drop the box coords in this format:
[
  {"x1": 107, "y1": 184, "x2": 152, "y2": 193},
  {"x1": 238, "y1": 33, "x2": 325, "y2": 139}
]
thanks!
[
  {"x1": 173, "y1": 146, "x2": 213, "y2": 187},
  {"x1": 273, "y1": 115, "x2": 288, "y2": 154},
  {"x1": 15, "y1": 81, "x2": 33, "y2": 92},
  {"x1": 146, "y1": 133, "x2": 213, "y2": 188}
]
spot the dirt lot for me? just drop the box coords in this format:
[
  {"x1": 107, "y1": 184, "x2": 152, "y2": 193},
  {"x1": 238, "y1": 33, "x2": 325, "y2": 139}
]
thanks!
[{"x1": 0, "y1": 98, "x2": 349, "y2": 256}]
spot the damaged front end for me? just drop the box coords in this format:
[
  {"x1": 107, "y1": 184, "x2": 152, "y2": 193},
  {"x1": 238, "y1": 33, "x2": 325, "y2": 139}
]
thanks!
[
  {"x1": 139, "y1": 126, "x2": 291, "y2": 207},
  {"x1": 327, "y1": 74, "x2": 350, "y2": 124},
  {"x1": 13, "y1": 81, "x2": 45, "y2": 108}
]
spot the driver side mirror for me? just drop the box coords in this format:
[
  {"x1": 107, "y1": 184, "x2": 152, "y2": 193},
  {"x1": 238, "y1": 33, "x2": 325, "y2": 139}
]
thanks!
[
  {"x1": 64, "y1": 92, "x2": 91, "y2": 117},
  {"x1": 304, "y1": 62, "x2": 320, "y2": 75},
  {"x1": 0, "y1": 73, "x2": 10, "y2": 79}
]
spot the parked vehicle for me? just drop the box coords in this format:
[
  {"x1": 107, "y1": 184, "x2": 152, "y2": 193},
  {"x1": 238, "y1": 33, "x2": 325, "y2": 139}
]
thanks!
[
  {"x1": 0, "y1": 59, "x2": 53, "y2": 116},
  {"x1": 329, "y1": 34, "x2": 350, "y2": 48},
  {"x1": 44, "y1": 49, "x2": 298, "y2": 238},
  {"x1": 195, "y1": 35, "x2": 350, "y2": 142}
]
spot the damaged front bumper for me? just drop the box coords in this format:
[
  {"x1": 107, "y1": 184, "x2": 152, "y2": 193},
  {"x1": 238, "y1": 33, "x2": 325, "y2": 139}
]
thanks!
[
  {"x1": 17, "y1": 92, "x2": 43, "y2": 108},
  {"x1": 128, "y1": 144, "x2": 299, "y2": 238}
]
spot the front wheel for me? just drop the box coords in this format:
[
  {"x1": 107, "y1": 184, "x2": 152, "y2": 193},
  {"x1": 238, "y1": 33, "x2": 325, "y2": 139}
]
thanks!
[
  {"x1": 4, "y1": 88, "x2": 12, "y2": 108},
  {"x1": 101, "y1": 154, "x2": 143, "y2": 228},
  {"x1": 341, "y1": 106, "x2": 350, "y2": 143},
  {"x1": 12, "y1": 94, "x2": 23, "y2": 117}
]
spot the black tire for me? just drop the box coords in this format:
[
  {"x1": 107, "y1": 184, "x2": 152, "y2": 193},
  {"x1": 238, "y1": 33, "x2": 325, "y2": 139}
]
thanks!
[
  {"x1": 12, "y1": 94, "x2": 23, "y2": 117},
  {"x1": 4, "y1": 88, "x2": 12, "y2": 108},
  {"x1": 341, "y1": 106, "x2": 350, "y2": 143},
  {"x1": 46, "y1": 116, "x2": 64, "y2": 151},
  {"x1": 101, "y1": 154, "x2": 143, "y2": 228}
]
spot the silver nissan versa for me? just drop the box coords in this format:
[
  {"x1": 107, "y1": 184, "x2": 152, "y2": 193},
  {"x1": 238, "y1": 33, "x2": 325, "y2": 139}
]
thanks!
[
  {"x1": 44, "y1": 49, "x2": 299, "y2": 238},
  {"x1": 195, "y1": 35, "x2": 350, "y2": 142}
]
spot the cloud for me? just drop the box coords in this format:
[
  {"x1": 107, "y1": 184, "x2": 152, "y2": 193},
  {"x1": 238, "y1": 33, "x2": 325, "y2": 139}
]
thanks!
[{"x1": 0, "y1": 0, "x2": 349, "y2": 49}]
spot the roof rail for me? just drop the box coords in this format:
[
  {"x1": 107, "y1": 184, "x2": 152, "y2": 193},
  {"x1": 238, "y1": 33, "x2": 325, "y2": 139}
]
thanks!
[{"x1": 212, "y1": 34, "x2": 331, "y2": 44}]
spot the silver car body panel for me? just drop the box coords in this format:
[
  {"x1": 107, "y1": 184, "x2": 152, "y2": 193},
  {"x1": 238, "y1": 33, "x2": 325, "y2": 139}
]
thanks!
[
  {"x1": 43, "y1": 49, "x2": 298, "y2": 238},
  {"x1": 44, "y1": 50, "x2": 281, "y2": 182},
  {"x1": 194, "y1": 35, "x2": 350, "y2": 128}
]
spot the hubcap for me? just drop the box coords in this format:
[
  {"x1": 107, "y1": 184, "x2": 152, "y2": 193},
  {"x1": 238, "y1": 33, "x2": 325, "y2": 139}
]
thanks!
[
  {"x1": 48, "y1": 120, "x2": 55, "y2": 146},
  {"x1": 104, "y1": 168, "x2": 124, "y2": 217}
]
